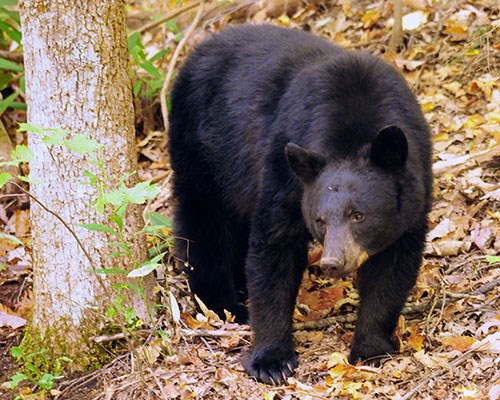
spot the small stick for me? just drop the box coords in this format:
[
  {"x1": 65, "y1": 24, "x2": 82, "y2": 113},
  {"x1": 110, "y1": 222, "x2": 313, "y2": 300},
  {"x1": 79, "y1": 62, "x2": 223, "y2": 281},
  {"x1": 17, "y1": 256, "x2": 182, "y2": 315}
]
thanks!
[
  {"x1": 130, "y1": 2, "x2": 200, "y2": 35},
  {"x1": 160, "y1": 1, "x2": 205, "y2": 134}
]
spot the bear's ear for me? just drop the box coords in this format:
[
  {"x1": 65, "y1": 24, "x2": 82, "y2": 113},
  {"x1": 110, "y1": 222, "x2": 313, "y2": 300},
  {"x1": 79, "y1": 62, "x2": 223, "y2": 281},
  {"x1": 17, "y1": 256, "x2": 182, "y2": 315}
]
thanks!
[
  {"x1": 370, "y1": 125, "x2": 408, "y2": 170},
  {"x1": 285, "y1": 143, "x2": 326, "y2": 183}
]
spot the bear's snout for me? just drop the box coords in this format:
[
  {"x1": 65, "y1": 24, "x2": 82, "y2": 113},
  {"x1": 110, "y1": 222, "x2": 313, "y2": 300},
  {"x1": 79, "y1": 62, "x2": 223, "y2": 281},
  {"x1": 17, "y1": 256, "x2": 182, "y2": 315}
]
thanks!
[{"x1": 321, "y1": 228, "x2": 368, "y2": 277}]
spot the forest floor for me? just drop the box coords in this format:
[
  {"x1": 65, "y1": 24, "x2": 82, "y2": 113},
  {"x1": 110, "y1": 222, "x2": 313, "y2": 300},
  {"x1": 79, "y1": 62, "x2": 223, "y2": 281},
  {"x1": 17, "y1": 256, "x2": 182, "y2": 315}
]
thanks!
[{"x1": 1, "y1": 0, "x2": 499, "y2": 399}]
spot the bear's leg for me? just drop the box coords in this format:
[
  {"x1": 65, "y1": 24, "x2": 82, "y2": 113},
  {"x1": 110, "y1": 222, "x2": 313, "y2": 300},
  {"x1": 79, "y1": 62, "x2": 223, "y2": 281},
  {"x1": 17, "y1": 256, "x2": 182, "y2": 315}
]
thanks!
[
  {"x1": 242, "y1": 210, "x2": 309, "y2": 384},
  {"x1": 349, "y1": 220, "x2": 427, "y2": 364},
  {"x1": 173, "y1": 195, "x2": 249, "y2": 323}
]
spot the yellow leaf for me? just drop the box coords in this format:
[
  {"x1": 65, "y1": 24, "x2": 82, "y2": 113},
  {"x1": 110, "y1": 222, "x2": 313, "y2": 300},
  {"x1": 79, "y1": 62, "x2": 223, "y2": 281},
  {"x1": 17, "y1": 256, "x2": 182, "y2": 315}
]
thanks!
[
  {"x1": 327, "y1": 351, "x2": 348, "y2": 368},
  {"x1": 465, "y1": 49, "x2": 480, "y2": 56},
  {"x1": 433, "y1": 132, "x2": 449, "y2": 142},
  {"x1": 278, "y1": 14, "x2": 290, "y2": 26},
  {"x1": 361, "y1": 9, "x2": 381, "y2": 29},
  {"x1": 407, "y1": 322, "x2": 425, "y2": 351},
  {"x1": 445, "y1": 21, "x2": 468, "y2": 41},
  {"x1": 441, "y1": 335, "x2": 476, "y2": 352},
  {"x1": 464, "y1": 114, "x2": 485, "y2": 128},
  {"x1": 421, "y1": 101, "x2": 435, "y2": 113}
]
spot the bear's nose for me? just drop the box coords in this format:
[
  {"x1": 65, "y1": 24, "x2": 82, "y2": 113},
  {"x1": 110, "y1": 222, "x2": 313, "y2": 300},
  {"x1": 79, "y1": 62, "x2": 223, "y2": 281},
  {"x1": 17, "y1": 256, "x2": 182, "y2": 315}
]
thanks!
[{"x1": 319, "y1": 256, "x2": 345, "y2": 270}]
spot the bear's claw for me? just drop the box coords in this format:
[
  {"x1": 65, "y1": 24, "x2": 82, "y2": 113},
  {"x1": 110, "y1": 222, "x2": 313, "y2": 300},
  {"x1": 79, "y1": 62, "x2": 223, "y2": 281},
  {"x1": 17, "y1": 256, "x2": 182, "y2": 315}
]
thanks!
[{"x1": 242, "y1": 344, "x2": 298, "y2": 385}]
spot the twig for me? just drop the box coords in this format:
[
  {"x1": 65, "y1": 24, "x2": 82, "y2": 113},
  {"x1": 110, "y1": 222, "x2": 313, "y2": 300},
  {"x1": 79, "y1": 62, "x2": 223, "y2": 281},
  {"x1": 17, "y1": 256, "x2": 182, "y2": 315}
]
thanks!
[
  {"x1": 182, "y1": 328, "x2": 252, "y2": 337},
  {"x1": 130, "y1": 2, "x2": 200, "y2": 35},
  {"x1": 389, "y1": 0, "x2": 403, "y2": 52},
  {"x1": 433, "y1": 145, "x2": 500, "y2": 176},
  {"x1": 93, "y1": 327, "x2": 252, "y2": 343},
  {"x1": 474, "y1": 277, "x2": 500, "y2": 295},
  {"x1": 0, "y1": 50, "x2": 24, "y2": 63},
  {"x1": 401, "y1": 341, "x2": 490, "y2": 399},
  {"x1": 161, "y1": 1, "x2": 205, "y2": 134}
]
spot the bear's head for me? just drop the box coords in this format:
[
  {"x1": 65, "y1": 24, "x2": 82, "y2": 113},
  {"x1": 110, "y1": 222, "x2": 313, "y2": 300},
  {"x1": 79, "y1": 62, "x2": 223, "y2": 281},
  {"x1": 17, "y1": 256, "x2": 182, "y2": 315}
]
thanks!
[{"x1": 285, "y1": 126, "x2": 409, "y2": 277}]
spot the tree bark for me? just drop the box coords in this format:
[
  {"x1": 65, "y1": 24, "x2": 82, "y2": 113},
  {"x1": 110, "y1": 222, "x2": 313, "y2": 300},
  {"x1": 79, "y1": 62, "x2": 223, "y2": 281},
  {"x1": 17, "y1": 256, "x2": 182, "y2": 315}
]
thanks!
[{"x1": 19, "y1": 0, "x2": 153, "y2": 370}]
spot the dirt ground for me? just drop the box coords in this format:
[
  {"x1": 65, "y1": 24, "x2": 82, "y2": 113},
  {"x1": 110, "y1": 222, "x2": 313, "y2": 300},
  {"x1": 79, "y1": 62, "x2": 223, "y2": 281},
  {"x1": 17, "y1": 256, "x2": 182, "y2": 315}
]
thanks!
[{"x1": 1, "y1": 0, "x2": 499, "y2": 399}]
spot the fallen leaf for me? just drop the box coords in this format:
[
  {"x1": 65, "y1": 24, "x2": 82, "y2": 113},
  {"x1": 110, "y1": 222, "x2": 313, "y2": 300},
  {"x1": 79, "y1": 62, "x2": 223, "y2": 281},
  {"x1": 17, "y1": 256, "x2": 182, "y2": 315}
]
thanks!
[
  {"x1": 361, "y1": 9, "x2": 381, "y2": 29},
  {"x1": 441, "y1": 335, "x2": 476, "y2": 352},
  {"x1": 0, "y1": 310, "x2": 27, "y2": 329},
  {"x1": 407, "y1": 323, "x2": 425, "y2": 352}
]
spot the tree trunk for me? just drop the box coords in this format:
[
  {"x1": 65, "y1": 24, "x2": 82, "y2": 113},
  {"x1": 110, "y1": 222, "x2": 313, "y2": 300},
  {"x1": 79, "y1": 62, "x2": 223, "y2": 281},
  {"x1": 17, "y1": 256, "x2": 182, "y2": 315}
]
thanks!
[{"x1": 19, "y1": 0, "x2": 153, "y2": 370}]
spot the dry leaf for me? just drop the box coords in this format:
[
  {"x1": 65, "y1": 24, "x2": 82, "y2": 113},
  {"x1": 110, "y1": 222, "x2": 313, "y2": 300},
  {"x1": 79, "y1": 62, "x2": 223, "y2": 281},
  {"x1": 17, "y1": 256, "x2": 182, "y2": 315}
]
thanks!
[{"x1": 441, "y1": 335, "x2": 477, "y2": 352}]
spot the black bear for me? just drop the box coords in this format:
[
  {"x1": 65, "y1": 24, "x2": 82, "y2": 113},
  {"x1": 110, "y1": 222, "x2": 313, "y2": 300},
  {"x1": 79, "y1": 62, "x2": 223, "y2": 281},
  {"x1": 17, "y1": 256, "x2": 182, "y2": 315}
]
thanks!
[{"x1": 168, "y1": 24, "x2": 432, "y2": 384}]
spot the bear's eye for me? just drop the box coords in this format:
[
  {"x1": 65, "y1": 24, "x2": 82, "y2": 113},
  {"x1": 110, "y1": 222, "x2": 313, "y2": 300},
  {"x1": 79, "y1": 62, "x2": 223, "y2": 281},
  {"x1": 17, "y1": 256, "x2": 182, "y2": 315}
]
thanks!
[{"x1": 352, "y1": 211, "x2": 365, "y2": 223}]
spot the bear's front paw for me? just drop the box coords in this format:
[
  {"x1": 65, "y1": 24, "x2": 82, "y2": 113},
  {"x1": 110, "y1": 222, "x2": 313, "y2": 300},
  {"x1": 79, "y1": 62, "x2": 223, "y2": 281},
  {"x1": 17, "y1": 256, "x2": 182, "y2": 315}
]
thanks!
[
  {"x1": 348, "y1": 335, "x2": 398, "y2": 366},
  {"x1": 242, "y1": 344, "x2": 298, "y2": 385}
]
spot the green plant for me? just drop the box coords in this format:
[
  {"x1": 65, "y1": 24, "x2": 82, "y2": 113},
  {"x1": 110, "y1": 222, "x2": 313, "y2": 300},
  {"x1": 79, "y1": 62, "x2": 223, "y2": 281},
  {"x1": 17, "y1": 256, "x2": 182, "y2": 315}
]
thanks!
[
  {"x1": 128, "y1": 31, "x2": 169, "y2": 98},
  {"x1": 0, "y1": 0, "x2": 25, "y2": 115},
  {"x1": 127, "y1": 20, "x2": 183, "y2": 99},
  {"x1": 7, "y1": 346, "x2": 72, "y2": 399}
]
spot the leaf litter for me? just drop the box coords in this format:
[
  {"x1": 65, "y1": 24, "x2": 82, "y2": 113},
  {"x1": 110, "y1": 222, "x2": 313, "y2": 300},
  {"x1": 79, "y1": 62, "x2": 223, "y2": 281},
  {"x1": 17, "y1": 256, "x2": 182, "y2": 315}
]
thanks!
[{"x1": 0, "y1": 0, "x2": 499, "y2": 399}]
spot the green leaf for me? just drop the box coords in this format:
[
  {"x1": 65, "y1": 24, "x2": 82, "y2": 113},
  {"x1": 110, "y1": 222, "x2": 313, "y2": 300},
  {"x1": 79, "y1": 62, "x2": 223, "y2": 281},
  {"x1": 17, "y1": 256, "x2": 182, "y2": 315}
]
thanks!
[
  {"x1": 38, "y1": 373, "x2": 55, "y2": 390},
  {"x1": 0, "y1": 20, "x2": 21, "y2": 44},
  {"x1": 124, "y1": 307, "x2": 137, "y2": 324},
  {"x1": 106, "y1": 241, "x2": 131, "y2": 252},
  {"x1": 114, "y1": 281, "x2": 142, "y2": 294},
  {"x1": 84, "y1": 169, "x2": 98, "y2": 186},
  {"x1": 149, "y1": 48, "x2": 169, "y2": 63},
  {"x1": 0, "y1": 171, "x2": 13, "y2": 189},
  {"x1": 9, "y1": 373, "x2": 29, "y2": 389},
  {"x1": 95, "y1": 268, "x2": 129, "y2": 275},
  {"x1": 41, "y1": 128, "x2": 69, "y2": 146},
  {"x1": 64, "y1": 134, "x2": 100, "y2": 154},
  {"x1": 126, "y1": 180, "x2": 160, "y2": 204},
  {"x1": 18, "y1": 123, "x2": 45, "y2": 134},
  {"x1": 127, "y1": 262, "x2": 160, "y2": 278},
  {"x1": 102, "y1": 189, "x2": 126, "y2": 207},
  {"x1": 0, "y1": 56, "x2": 23, "y2": 72},
  {"x1": 106, "y1": 305, "x2": 117, "y2": 318},
  {"x1": 9, "y1": 144, "x2": 32, "y2": 164},
  {"x1": 108, "y1": 251, "x2": 127, "y2": 258},
  {"x1": 146, "y1": 212, "x2": 172, "y2": 229},
  {"x1": 127, "y1": 31, "x2": 141, "y2": 54},
  {"x1": 10, "y1": 346, "x2": 23, "y2": 359},
  {"x1": 78, "y1": 223, "x2": 119, "y2": 236},
  {"x1": 133, "y1": 80, "x2": 143, "y2": 97},
  {"x1": 0, "y1": 91, "x2": 18, "y2": 115},
  {"x1": 486, "y1": 255, "x2": 500, "y2": 264},
  {"x1": 158, "y1": 329, "x2": 170, "y2": 342},
  {"x1": 139, "y1": 59, "x2": 162, "y2": 79},
  {"x1": 0, "y1": 0, "x2": 19, "y2": 7},
  {"x1": 0, "y1": 72, "x2": 13, "y2": 90},
  {"x1": 0, "y1": 232, "x2": 22, "y2": 245},
  {"x1": 165, "y1": 20, "x2": 180, "y2": 34}
]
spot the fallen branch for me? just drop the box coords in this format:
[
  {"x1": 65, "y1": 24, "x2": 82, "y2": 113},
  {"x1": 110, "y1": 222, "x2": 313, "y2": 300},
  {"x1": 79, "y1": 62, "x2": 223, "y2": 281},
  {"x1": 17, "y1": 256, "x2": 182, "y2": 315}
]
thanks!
[
  {"x1": 433, "y1": 145, "x2": 500, "y2": 176},
  {"x1": 182, "y1": 328, "x2": 252, "y2": 337}
]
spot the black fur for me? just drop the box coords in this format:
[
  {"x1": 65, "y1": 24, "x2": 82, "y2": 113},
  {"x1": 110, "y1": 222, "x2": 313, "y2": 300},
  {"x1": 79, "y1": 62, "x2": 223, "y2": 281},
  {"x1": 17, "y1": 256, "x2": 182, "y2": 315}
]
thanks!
[{"x1": 168, "y1": 24, "x2": 432, "y2": 384}]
